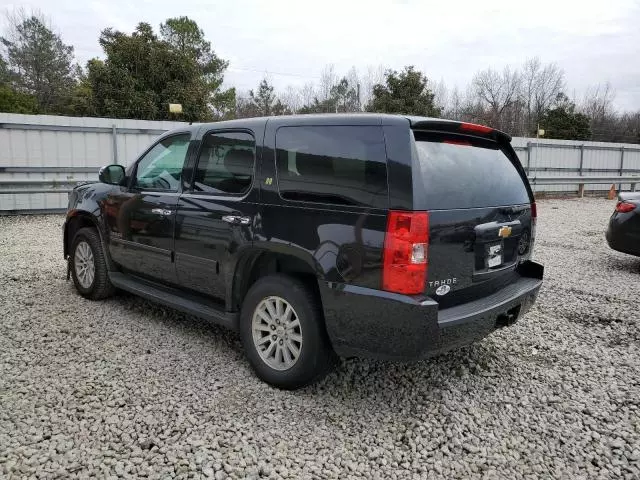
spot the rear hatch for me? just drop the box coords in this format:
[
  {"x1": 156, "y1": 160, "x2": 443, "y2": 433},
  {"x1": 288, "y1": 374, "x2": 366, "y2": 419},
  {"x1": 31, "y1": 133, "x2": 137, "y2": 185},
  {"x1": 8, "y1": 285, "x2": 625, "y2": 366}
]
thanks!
[{"x1": 410, "y1": 121, "x2": 535, "y2": 308}]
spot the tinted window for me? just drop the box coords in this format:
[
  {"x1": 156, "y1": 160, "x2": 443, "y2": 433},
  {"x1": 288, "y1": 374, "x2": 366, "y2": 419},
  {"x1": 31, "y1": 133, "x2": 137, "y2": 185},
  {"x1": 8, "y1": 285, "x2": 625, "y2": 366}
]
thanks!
[
  {"x1": 135, "y1": 134, "x2": 190, "y2": 191},
  {"x1": 193, "y1": 131, "x2": 255, "y2": 194},
  {"x1": 413, "y1": 132, "x2": 529, "y2": 210},
  {"x1": 275, "y1": 126, "x2": 388, "y2": 208}
]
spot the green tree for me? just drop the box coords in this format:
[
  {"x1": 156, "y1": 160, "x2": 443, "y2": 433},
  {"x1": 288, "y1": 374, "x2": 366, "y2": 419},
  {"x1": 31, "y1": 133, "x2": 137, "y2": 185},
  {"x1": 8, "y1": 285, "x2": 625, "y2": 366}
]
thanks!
[
  {"x1": 0, "y1": 48, "x2": 37, "y2": 113},
  {"x1": 241, "y1": 79, "x2": 289, "y2": 117},
  {"x1": 298, "y1": 98, "x2": 334, "y2": 114},
  {"x1": 87, "y1": 19, "x2": 233, "y2": 121},
  {"x1": 330, "y1": 77, "x2": 359, "y2": 112},
  {"x1": 0, "y1": 84, "x2": 38, "y2": 113},
  {"x1": 59, "y1": 66, "x2": 95, "y2": 116},
  {"x1": 1, "y1": 11, "x2": 77, "y2": 113},
  {"x1": 366, "y1": 66, "x2": 440, "y2": 117},
  {"x1": 0, "y1": 55, "x2": 9, "y2": 83},
  {"x1": 298, "y1": 76, "x2": 359, "y2": 114},
  {"x1": 159, "y1": 16, "x2": 234, "y2": 118},
  {"x1": 539, "y1": 93, "x2": 591, "y2": 140}
]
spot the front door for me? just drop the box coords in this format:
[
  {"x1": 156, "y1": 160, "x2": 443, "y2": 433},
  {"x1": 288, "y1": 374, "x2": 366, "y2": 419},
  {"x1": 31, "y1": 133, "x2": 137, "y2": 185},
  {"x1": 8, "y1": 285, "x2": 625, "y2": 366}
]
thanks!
[
  {"x1": 174, "y1": 129, "x2": 260, "y2": 306},
  {"x1": 104, "y1": 133, "x2": 191, "y2": 283}
]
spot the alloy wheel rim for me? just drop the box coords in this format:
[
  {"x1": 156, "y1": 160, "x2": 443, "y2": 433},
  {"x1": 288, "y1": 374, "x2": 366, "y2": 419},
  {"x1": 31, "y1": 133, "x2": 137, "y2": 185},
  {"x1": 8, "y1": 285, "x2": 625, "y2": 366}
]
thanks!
[
  {"x1": 251, "y1": 296, "x2": 303, "y2": 371},
  {"x1": 518, "y1": 231, "x2": 530, "y2": 255},
  {"x1": 74, "y1": 241, "x2": 95, "y2": 289}
]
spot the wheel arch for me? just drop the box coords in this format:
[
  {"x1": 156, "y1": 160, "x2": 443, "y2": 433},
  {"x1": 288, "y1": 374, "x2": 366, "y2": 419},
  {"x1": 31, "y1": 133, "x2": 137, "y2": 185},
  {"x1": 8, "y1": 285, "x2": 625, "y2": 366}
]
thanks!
[
  {"x1": 64, "y1": 211, "x2": 116, "y2": 271},
  {"x1": 230, "y1": 247, "x2": 323, "y2": 314}
]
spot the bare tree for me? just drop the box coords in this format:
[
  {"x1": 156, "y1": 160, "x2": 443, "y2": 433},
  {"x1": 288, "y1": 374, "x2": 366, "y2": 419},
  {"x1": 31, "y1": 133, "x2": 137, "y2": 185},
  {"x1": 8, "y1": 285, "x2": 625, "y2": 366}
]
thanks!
[
  {"x1": 300, "y1": 82, "x2": 316, "y2": 109},
  {"x1": 318, "y1": 64, "x2": 337, "y2": 101},
  {"x1": 345, "y1": 66, "x2": 361, "y2": 110},
  {"x1": 235, "y1": 91, "x2": 257, "y2": 118},
  {"x1": 360, "y1": 64, "x2": 385, "y2": 110},
  {"x1": 581, "y1": 82, "x2": 616, "y2": 123},
  {"x1": 432, "y1": 78, "x2": 449, "y2": 114},
  {"x1": 444, "y1": 85, "x2": 464, "y2": 120},
  {"x1": 472, "y1": 66, "x2": 521, "y2": 130},
  {"x1": 281, "y1": 84, "x2": 303, "y2": 113},
  {"x1": 580, "y1": 82, "x2": 619, "y2": 141},
  {"x1": 521, "y1": 57, "x2": 565, "y2": 135},
  {"x1": 615, "y1": 112, "x2": 640, "y2": 143},
  {"x1": 458, "y1": 84, "x2": 487, "y2": 124}
]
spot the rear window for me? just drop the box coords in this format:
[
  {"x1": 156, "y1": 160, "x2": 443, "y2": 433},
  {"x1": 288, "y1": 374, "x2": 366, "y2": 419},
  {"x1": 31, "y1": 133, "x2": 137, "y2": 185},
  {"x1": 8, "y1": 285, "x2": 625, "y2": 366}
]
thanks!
[
  {"x1": 275, "y1": 126, "x2": 388, "y2": 208},
  {"x1": 413, "y1": 132, "x2": 529, "y2": 210},
  {"x1": 193, "y1": 131, "x2": 255, "y2": 195}
]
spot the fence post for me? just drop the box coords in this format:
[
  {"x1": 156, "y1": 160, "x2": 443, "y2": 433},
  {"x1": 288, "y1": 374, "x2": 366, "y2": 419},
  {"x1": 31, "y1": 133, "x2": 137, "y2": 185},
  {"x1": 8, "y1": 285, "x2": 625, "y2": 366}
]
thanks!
[
  {"x1": 578, "y1": 144, "x2": 585, "y2": 197},
  {"x1": 618, "y1": 147, "x2": 624, "y2": 192},
  {"x1": 525, "y1": 142, "x2": 531, "y2": 175},
  {"x1": 111, "y1": 124, "x2": 119, "y2": 164}
]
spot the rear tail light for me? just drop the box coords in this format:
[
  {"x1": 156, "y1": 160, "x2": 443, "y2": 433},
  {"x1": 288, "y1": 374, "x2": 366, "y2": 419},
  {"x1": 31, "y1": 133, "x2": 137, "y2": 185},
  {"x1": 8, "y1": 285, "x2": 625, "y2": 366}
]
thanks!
[
  {"x1": 382, "y1": 211, "x2": 429, "y2": 295},
  {"x1": 459, "y1": 122, "x2": 493, "y2": 134},
  {"x1": 615, "y1": 201, "x2": 636, "y2": 213},
  {"x1": 531, "y1": 201, "x2": 537, "y2": 220}
]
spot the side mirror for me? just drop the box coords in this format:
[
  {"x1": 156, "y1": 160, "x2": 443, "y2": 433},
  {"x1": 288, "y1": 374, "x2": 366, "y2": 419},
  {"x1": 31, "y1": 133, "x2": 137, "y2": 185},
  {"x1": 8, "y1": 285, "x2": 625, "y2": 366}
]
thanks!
[{"x1": 98, "y1": 164, "x2": 126, "y2": 185}]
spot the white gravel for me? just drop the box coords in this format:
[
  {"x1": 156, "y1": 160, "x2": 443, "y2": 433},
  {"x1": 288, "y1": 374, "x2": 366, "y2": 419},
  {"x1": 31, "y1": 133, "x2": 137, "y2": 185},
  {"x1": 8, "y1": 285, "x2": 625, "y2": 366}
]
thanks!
[{"x1": 1, "y1": 197, "x2": 639, "y2": 479}]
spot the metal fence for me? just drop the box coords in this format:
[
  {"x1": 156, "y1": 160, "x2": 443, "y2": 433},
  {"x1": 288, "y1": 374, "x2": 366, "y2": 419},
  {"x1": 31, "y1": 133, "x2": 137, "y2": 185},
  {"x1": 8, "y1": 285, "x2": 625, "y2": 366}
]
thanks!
[
  {"x1": 0, "y1": 113, "x2": 187, "y2": 213},
  {"x1": 1, "y1": 113, "x2": 640, "y2": 214},
  {"x1": 511, "y1": 137, "x2": 640, "y2": 193}
]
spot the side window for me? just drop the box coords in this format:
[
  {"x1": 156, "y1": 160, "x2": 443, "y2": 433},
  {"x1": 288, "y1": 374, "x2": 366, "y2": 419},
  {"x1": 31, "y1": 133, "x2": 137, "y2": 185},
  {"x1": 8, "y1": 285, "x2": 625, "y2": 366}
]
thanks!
[
  {"x1": 134, "y1": 134, "x2": 190, "y2": 191},
  {"x1": 193, "y1": 131, "x2": 255, "y2": 195},
  {"x1": 275, "y1": 126, "x2": 388, "y2": 208}
]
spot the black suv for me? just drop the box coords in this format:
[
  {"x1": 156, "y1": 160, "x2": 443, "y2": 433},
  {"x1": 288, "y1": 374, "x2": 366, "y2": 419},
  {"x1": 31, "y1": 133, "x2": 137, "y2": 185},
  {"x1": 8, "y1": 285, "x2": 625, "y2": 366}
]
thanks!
[{"x1": 63, "y1": 114, "x2": 543, "y2": 389}]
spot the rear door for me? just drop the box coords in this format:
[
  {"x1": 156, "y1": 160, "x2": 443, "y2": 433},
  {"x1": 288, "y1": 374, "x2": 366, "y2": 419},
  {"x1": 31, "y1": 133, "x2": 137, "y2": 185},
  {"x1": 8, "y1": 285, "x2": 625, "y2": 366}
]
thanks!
[
  {"x1": 174, "y1": 129, "x2": 260, "y2": 305},
  {"x1": 411, "y1": 129, "x2": 534, "y2": 306}
]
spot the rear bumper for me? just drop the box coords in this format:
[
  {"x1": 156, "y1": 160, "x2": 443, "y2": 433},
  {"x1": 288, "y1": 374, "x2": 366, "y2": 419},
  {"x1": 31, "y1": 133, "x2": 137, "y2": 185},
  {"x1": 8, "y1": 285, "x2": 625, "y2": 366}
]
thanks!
[
  {"x1": 606, "y1": 223, "x2": 640, "y2": 257},
  {"x1": 320, "y1": 261, "x2": 543, "y2": 360}
]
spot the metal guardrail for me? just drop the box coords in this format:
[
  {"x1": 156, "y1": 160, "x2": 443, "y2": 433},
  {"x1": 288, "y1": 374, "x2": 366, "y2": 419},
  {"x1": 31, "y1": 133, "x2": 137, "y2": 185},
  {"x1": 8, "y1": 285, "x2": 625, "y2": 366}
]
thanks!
[
  {"x1": 528, "y1": 175, "x2": 639, "y2": 196},
  {"x1": 528, "y1": 175, "x2": 640, "y2": 185},
  {"x1": 514, "y1": 142, "x2": 640, "y2": 153},
  {"x1": 0, "y1": 122, "x2": 168, "y2": 136},
  {"x1": 1, "y1": 175, "x2": 638, "y2": 198},
  {"x1": 0, "y1": 178, "x2": 87, "y2": 195},
  {"x1": 0, "y1": 178, "x2": 85, "y2": 194}
]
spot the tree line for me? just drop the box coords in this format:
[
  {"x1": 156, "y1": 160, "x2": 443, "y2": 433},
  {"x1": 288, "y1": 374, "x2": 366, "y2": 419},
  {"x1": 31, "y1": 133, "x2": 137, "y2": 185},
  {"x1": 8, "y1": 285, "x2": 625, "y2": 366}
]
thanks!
[{"x1": 1, "y1": 10, "x2": 639, "y2": 143}]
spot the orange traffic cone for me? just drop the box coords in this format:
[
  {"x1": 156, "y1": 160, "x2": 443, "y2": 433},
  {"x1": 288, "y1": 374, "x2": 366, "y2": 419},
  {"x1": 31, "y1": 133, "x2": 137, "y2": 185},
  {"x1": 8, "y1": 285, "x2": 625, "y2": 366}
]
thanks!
[{"x1": 608, "y1": 184, "x2": 617, "y2": 200}]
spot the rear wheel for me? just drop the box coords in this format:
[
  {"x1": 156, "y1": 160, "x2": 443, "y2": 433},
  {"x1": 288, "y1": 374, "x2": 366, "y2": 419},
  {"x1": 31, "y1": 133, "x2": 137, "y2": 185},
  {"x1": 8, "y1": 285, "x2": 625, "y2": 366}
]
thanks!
[
  {"x1": 240, "y1": 274, "x2": 335, "y2": 389},
  {"x1": 70, "y1": 227, "x2": 115, "y2": 300}
]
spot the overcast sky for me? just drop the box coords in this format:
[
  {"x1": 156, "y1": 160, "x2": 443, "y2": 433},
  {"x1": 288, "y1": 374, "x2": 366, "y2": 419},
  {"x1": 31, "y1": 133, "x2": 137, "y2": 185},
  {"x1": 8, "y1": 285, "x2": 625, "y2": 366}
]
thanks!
[{"x1": 3, "y1": 0, "x2": 640, "y2": 111}]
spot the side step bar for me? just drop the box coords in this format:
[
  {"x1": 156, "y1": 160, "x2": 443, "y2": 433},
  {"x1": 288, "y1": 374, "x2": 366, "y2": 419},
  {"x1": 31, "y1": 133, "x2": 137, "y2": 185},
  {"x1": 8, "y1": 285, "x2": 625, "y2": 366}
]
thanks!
[{"x1": 109, "y1": 272, "x2": 239, "y2": 331}]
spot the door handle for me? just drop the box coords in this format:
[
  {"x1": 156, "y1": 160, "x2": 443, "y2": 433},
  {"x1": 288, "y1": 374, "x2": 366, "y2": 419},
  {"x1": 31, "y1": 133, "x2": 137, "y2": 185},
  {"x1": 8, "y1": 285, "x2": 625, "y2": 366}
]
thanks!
[
  {"x1": 151, "y1": 208, "x2": 173, "y2": 216},
  {"x1": 222, "y1": 215, "x2": 251, "y2": 225}
]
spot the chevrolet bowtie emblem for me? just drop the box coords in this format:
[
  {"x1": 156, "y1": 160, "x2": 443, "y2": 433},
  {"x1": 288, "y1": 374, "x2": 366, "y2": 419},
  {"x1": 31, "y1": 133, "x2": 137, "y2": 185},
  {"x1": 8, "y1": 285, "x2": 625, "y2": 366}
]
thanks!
[{"x1": 498, "y1": 226, "x2": 512, "y2": 238}]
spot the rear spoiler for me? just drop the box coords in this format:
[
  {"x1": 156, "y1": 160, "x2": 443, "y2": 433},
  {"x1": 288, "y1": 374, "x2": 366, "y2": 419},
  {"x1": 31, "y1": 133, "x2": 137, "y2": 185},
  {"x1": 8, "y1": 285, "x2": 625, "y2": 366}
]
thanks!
[{"x1": 408, "y1": 118, "x2": 512, "y2": 144}]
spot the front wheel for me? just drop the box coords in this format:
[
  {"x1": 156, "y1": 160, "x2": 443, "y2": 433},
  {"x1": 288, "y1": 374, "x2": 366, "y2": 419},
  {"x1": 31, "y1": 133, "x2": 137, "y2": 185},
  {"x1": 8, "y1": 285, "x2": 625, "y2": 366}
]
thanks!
[
  {"x1": 240, "y1": 274, "x2": 335, "y2": 389},
  {"x1": 70, "y1": 227, "x2": 115, "y2": 300}
]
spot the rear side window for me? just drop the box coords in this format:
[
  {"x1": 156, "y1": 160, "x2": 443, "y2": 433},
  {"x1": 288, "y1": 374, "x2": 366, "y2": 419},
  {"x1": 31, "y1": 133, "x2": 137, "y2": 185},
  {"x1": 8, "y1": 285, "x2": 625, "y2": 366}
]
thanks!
[
  {"x1": 193, "y1": 131, "x2": 255, "y2": 195},
  {"x1": 275, "y1": 126, "x2": 388, "y2": 208},
  {"x1": 413, "y1": 132, "x2": 529, "y2": 210}
]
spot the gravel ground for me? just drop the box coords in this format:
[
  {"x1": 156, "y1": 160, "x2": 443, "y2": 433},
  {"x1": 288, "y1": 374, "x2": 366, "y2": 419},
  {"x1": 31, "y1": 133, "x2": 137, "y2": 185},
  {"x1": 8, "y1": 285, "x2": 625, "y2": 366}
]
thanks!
[{"x1": 1, "y1": 197, "x2": 639, "y2": 480}]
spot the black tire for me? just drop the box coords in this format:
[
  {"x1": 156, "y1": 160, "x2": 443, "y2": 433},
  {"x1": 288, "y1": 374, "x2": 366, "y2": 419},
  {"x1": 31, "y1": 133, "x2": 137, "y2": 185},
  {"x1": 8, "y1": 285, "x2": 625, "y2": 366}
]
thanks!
[
  {"x1": 70, "y1": 227, "x2": 115, "y2": 300},
  {"x1": 239, "y1": 274, "x2": 335, "y2": 389}
]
